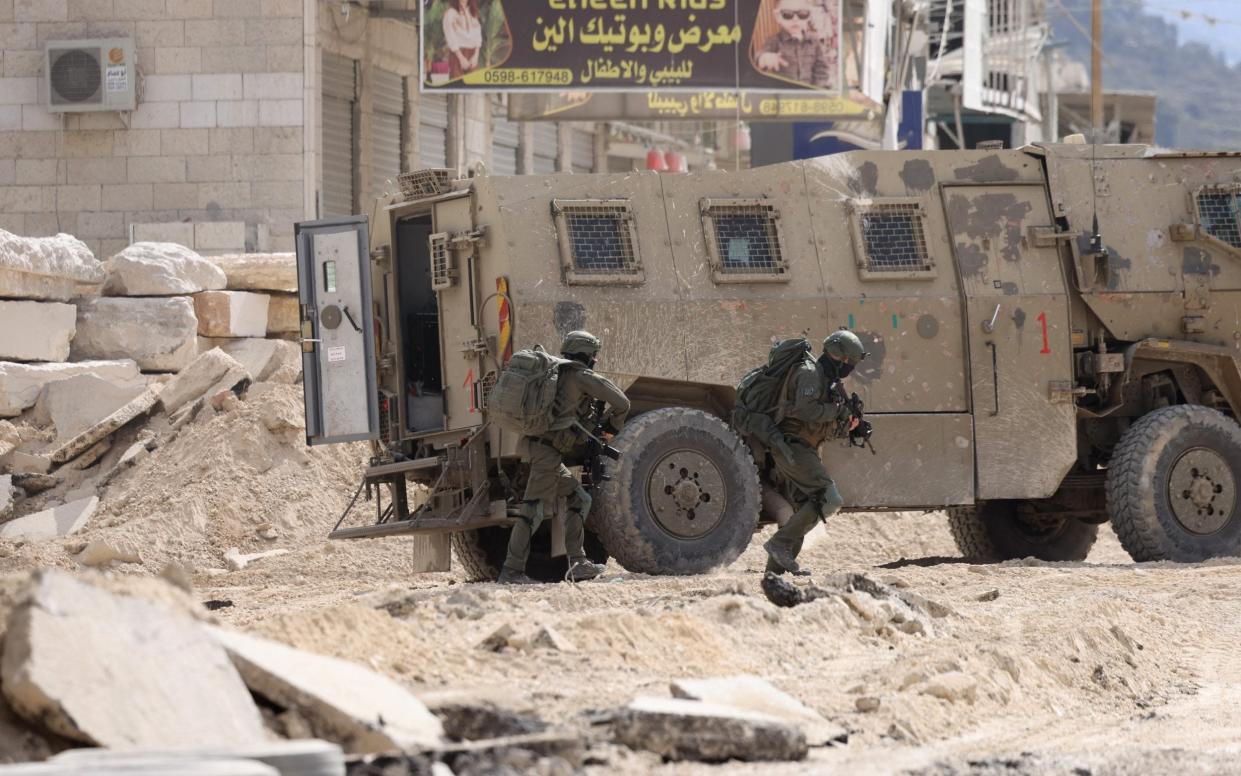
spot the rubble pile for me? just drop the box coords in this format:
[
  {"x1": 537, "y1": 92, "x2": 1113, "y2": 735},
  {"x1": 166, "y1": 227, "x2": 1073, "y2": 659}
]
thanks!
[{"x1": 0, "y1": 229, "x2": 306, "y2": 570}]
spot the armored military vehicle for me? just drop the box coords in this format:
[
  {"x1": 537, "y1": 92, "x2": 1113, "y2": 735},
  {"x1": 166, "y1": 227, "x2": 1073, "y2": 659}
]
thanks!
[{"x1": 295, "y1": 142, "x2": 1241, "y2": 579}]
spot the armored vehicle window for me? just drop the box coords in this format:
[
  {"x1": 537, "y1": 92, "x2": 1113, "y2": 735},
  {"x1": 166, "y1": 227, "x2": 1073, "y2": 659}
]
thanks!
[
  {"x1": 848, "y1": 199, "x2": 935, "y2": 280},
  {"x1": 552, "y1": 199, "x2": 645, "y2": 285},
  {"x1": 700, "y1": 199, "x2": 789, "y2": 284},
  {"x1": 1196, "y1": 187, "x2": 1241, "y2": 250}
]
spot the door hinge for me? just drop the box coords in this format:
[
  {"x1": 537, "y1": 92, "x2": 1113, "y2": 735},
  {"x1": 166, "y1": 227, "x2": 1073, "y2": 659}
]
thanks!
[
  {"x1": 450, "y1": 226, "x2": 488, "y2": 250},
  {"x1": 1049, "y1": 381, "x2": 1094, "y2": 403}
]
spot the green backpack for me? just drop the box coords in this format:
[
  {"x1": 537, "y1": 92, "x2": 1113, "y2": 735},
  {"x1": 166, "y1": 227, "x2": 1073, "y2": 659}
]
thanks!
[
  {"x1": 731, "y1": 337, "x2": 813, "y2": 462},
  {"x1": 488, "y1": 345, "x2": 571, "y2": 436}
]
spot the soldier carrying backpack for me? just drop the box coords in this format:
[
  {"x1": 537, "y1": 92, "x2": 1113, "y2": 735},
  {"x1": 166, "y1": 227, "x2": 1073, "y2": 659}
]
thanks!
[
  {"x1": 732, "y1": 331, "x2": 868, "y2": 576},
  {"x1": 489, "y1": 330, "x2": 631, "y2": 585}
]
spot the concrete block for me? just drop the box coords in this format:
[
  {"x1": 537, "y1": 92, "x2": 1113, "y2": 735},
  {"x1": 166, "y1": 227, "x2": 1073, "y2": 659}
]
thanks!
[
  {"x1": 197, "y1": 337, "x2": 296, "y2": 382},
  {"x1": 131, "y1": 221, "x2": 194, "y2": 246},
  {"x1": 266, "y1": 292, "x2": 298, "y2": 334},
  {"x1": 243, "y1": 72, "x2": 302, "y2": 100},
  {"x1": 72, "y1": 297, "x2": 198, "y2": 372},
  {"x1": 160, "y1": 128, "x2": 209, "y2": 156},
  {"x1": 152, "y1": 45, "x2": 202, "y2": 75},
  {"x1": 258, "y1": 98, "x2": 300, "y2": 127},
  {"x1": 194, "y1": 221, "x2": 245, "y2": 252},
  {"x1": 135, "y1": 19, "x2": 185, "y2": 47},
  {"x1": 0, "y1": 76, "x2": 36, "y2": 103},
  {"x1": 21, "y1": 103, "x2": 59, "y2": 130},
  {"x1": 612, "y1": 696, "x2": 807, "y2": 763},
  {"x1": 101, "y1": 183, "x2": 154, "y2": 211},
  {"x1": 0, "y1": 106, "x2": 20, "y2": 131},
  {"x1": 244, "y1": 17, "x2": 300, "y2": 44},
  {"x1": 0, "y1": 229, "x2": 105, "y2": 301},
  {"x1": 104, "y1": 241, "x2": 227, "y2": 296},
  {"x1": 152, "y1": 183, "x2": 199, "y2": 210},
  {"x1": 253, "y1": 126, "x2": 300, "y2": 154},
  {"x1": 209, "y1": 252, "x2": 296, "y2": 292},
  {"x1": 75, "y1": 211, "x2": 124, "y2": 240},
  {"x1": 14, "y1": 159, "x2": 57, "y2": 184},
  {"x1": 180, "y1": 100, "x2": 217, "y2": 128},
  {"x1": 66, "y1": 157, "x2": 125, "y2": 184},
  {"x1": 130, "y1": 99, "x2": 181, "y2": 129},
  {"x1": 193, "y1": 290, "x2": 268, "y2": 337},
  {"x1": 0, "y1": 358, "x2": 141, "y2": 416},
  {"x1": 210, "y1": 626, "x2": 445, "y2": 754},
  {"x1": 191, "y1": 73, "x2": 242, "y2": 100},
  {"x1": 127, "y1": 155, "x2": 186, "y2": 183},
  {"x1": 0, "y1": 301, "x2": 75, "y2": 362},
  {"x1": 202, "y1": 45, "x2": 265, "y2": 73},
  {"x1": 4, "y1": 50, "x2": 43, "y2": 78},
  {"x1": 670, "y1": 676, "x2": 847, "y2": 746},
  {"x1": 0, "y1": 496, "x2": 96, "y2": 541},
  {"x1": 0, "y1": 569, "x2": 268, "y2": 747},
  {"x1": 34, "y1": 374, "x2": 146, "y2": 442},
  {"x1": 159, "y1": 347, "x2": 248, "y2": 414},
  {"x1": 217, "y1": 99, "x2": 259, "y2": 127},
  {"x1": 112, "y1": 128, "x2": 161, "y2": 156},
  {"x1": 265, "y1": 44, "x2": 301, "y2": 72},
  {"x1": 47, "y1": 384, "x2": 160, "y2": 465}
]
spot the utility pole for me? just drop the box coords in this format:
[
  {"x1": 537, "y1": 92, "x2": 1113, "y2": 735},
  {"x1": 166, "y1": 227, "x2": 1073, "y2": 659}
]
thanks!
[{"x1": 1091, "y1": 0, "x2": 1104, "y2": 141}]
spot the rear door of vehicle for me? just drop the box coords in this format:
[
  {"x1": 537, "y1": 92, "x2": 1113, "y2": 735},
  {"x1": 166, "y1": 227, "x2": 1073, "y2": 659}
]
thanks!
[
  {"x1": 432, "y1": 194, "x2": 486, "y2": 433},
  {"x1": 295, "y1": 216, "x2": 379, "y2": 445},
  {"x1": 943, "y1": 184, "x2": 1077, "y2": 499}
]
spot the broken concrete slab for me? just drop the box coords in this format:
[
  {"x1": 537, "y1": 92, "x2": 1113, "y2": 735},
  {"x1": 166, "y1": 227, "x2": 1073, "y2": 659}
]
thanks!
[
  {"x1": 0, "y1": 301, "x2": 77, "y2": 362},
  {"x1": 531, "y1": 626, "x2": 577, "y2": 653},
  {"x1": 104, "y1": 242, "x2": 227, "y2": 296},
  {"x1": 477, "y1": 623, "x2": 517, "y2": 652},
  {"x1": 0, "y1": 229, "x2": 105, "y2": 302},
  {"x1": 208, "y1": 253, "x2": 297, "y2": 293},
  {"x1": 75, "y1": 539, "x2": 143, "y2": 568},
  {"x1": 193, "y1": 291, "x2": 270, "y2": 338},
  {"x1": 209, "y1": 626, "x2": 444, "y2": 754},
  {"x1": 612, "y1": 696, "x2": 807, "y2": 762},
  {"x1": 159, "y1": 349, "x2": 250, "y2": 415},
  {"x1": 35, "y1": 375, "x2": 146, "y2": 443},
  {"x1": 195, "y1": 338, "x2": 295, "y2": 383},
  {"x1": 72, "y1": 298, "x2": 198, "y2": 372},
  {"x1": 7, "y1": 449, "x2": 51, "y2": 474},
  {"x1": 417, "y1": 688, "x2": 545, "y2": 742},
  {"x1": 0, "y1": 359, "x2": 143, "y2": 417},
  {"x1": 0, "y1": 570, "x2": 267, "y2": 748},
  {"x1": 223, "y1": 547, "x2": 288, "y2": 572},
  {"x1": 53, "y1": 740, "x2": 342, "y2": 775},
  {"x1": 0, "y1": 497, "x2": 97, "y2": 542},
  {"x1": 47, "y1": 384, "x2": 162, "y2": 465},
  {"x1": 64, "y1": 437, "x2": 112, "y2": 471},
  {"x1": 670, "y1": 676, "x2": 846, "y2": 746},
  {"x1": 11, "y1": 472, "x2": 57, "y2": 495},
  {"x1": 266, "y1": 293, "x2": 300, "y2": 335}
]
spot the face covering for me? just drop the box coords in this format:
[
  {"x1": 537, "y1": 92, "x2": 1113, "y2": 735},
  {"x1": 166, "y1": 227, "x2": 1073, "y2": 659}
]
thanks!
[{"x1": 820, "y1": 355, "x2": 854, "y2": 379}]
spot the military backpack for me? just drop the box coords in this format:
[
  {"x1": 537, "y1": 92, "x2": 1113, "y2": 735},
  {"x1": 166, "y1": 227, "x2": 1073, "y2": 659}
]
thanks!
[
  {"x1": 488, "y1": 345, "x2": 572, "y2": 437},
  {"x1": 731, "y1": 337, "x2": 814, "y2": 462}
]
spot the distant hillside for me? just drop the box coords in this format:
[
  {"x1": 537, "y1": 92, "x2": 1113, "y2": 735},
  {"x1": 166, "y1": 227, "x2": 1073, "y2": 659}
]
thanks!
[{"x1": 1050, "y1": 0, "x2": 1241, "y2": 150}]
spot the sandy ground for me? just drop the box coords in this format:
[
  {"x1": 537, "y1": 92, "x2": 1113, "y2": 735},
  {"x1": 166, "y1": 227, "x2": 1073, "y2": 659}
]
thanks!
[
  {"x1": 7, "y1": 384, "x2": 1241, "y2": 773},
  {"x1": 200, "y1": 510, "x2": 1241, "y2": 774}
]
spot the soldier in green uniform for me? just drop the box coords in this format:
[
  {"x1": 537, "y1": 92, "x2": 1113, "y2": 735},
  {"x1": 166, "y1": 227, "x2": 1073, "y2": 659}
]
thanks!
[
  {"x1": 498, "y1": 331, "x2": 631, "y2": 585},
  {"x1": 763, "y1": 330, "x2": 867, "y2": 576}
]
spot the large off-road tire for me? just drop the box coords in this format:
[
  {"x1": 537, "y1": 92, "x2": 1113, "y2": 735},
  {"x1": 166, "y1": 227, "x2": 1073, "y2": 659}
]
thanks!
[
  {"x1": 1107, "y1": 405, "x2": 1241, "y2": 562},
  {"x1": 451, "y1": 525, "x2": 608, "y2": 583},
  {"x1": 948, "y1": 501, "x2": 1098, "y2": 561},
  {"x1": 593, "y1": 407, "x2": 760, "y2": 575}
]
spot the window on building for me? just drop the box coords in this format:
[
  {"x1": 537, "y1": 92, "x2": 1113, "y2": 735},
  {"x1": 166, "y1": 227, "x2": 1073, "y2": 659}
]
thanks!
[
  {"x1": 849, "y1": 199, "x2": 935, "y2": 278},
  {"x1": 552, "y1": 199, "x2": 644, "y2": 285},
  {"x1": 1196, "y1": 187, "x2": 1241, "y2": 250},
  {"x1": 700, "y1": 199, "x2": 788, "y2": 283}
]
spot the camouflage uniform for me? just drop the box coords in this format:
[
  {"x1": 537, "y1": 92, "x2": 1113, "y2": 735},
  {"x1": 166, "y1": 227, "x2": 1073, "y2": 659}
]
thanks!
[
  {"x1": 761, "y1": 31, "x2": 832, "y2": 86},
  {"x1": 763, "y1": 358, "x2": 849, "y2": 573},
  {"x1": 502, "y1": 336, "x2": 630, "y2": 579}
]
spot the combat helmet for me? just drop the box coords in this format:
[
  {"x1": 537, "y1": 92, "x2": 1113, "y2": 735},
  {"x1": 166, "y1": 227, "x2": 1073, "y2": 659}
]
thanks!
[
  {"x1": 561, "y1": 330, "x2": 601, "y2": 358},
  {"x1": 823, "y1": 330, "x2": 867, "y2": 365}
]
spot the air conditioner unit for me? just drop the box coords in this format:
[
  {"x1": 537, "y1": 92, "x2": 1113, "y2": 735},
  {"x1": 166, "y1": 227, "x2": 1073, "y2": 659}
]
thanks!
[{"x1": 44, "y1": 38, "x2": 137, "y2": 113}]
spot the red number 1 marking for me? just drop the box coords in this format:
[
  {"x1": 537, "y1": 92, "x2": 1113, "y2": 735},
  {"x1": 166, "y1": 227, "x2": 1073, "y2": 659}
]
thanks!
[{"x1": 1037, "y1": 312, "x2": 1051, "y2": 355}]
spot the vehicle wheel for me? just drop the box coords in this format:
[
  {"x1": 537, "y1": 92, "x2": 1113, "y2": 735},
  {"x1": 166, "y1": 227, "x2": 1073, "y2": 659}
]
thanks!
[
  {"x1": 1107, "y1": 405, "x2": 1241, "y2": 562},
  {"x1": 594, "y1": 407, "x2": 760, "y2": 575},
  {"x1": 451, "y1": 525, "x2": 608, "y2": 583},
  {"x1": 948, "y1": 501, "x2": 1098, "y2": 561}
]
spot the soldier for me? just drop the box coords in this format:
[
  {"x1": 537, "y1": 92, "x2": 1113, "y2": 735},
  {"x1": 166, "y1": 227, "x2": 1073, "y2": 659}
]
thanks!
[
  {"x1": 498, "y1": 330, "x2": 631, "y2": 585},
  {"x1": 763, "y1": 330, "x2": 867, "y2": 576}
]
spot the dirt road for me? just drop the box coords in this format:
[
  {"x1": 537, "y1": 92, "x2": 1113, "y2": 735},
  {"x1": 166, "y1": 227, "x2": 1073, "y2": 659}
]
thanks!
[{"x1": 200, "y1": 510, "x2": 1241, "y2": 774}]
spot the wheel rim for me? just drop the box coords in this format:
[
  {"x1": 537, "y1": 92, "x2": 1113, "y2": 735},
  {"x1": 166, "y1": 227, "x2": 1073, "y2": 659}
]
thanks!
[
  {"x1": 1168, "y1": 447, "x2": 1237, "y2": 535},
  {"x1": 644, "y1": 448, "x2": 726, "y2": 539}
]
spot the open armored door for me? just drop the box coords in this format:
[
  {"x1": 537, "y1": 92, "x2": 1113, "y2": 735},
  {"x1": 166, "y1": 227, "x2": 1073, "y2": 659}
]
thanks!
[{"x1": 295, "y1": 216, "x2": 379, "y2": 445}]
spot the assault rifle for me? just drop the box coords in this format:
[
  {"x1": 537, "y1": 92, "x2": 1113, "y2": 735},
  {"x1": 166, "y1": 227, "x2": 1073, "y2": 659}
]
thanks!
[
  {"x1": 580, "y1": 400, "x2": 622, "y2": 494},
  {"x1": 833, "y1": 383, "x2": 876, "y2": 455}
]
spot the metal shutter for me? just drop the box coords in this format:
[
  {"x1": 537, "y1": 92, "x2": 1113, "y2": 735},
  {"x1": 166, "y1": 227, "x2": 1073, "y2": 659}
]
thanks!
[
  {"x1": 571, "y1": 128, "x2": 594, "y2": 173},
  {"x1": 492, "y1": 112, "x2": 519, "y2": 176},
  {"x1": 532, "y1": 123, "x2": 557, "y2": 173},
  {"x1": 321, "y1": 53, "x2": 355, "y2": 217},
  {"x1": 419, "y1": 94, "x2": 449, "y2": 169},
  {"x1": 371, "y1": 68, "x2": 404, "y2": 197}
]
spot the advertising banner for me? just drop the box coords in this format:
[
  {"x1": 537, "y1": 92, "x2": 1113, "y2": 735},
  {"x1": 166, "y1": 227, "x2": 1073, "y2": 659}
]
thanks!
[
  {"x1": 421, "y1": 0, "x2": 845, "y2": 94},
  {"x1": 506, "y1": 90, "x2": 882, "y2": 121}
]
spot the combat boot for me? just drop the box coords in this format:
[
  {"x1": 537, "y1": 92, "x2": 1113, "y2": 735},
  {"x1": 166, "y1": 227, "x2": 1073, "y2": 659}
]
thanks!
[
  {"x1": 763, "y1": 539, "x2": 811, "y2": 576},
  {"x1": 497, "y1": 567, "x2": 538, "y2": 585},
  {"x1": 565, "y1": 559, "x2": 606, "y2": 582}
]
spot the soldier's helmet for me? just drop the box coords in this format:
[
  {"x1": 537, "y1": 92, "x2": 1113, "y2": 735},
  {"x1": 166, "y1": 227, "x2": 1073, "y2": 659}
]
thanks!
[
  {"x1": 561, "y1": 330, "x2": 602, "y2": 358},
  {"x1": 823, "y1": 330, "x2": 867, "y2": 365}
]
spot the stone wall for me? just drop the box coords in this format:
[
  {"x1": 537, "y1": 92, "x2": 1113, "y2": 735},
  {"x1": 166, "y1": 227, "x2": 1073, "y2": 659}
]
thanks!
[{"x1": 0, "y1": 0, "x2": 308, "y2": 258}]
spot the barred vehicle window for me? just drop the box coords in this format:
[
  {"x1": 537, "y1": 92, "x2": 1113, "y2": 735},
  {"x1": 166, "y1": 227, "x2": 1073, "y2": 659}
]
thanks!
[
  {"x1": 856, "y1": 202, "x2": 932, "y2": 273},
  {"x1": 701, "y1": 199, "x2": 788, "y2": 283},
  {"x1": 1197, "y1": 188, "x2": 1241, "y2": 250},
  {"x1": 554, "y1": 199, "x2": 644, "y2": 284}
]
